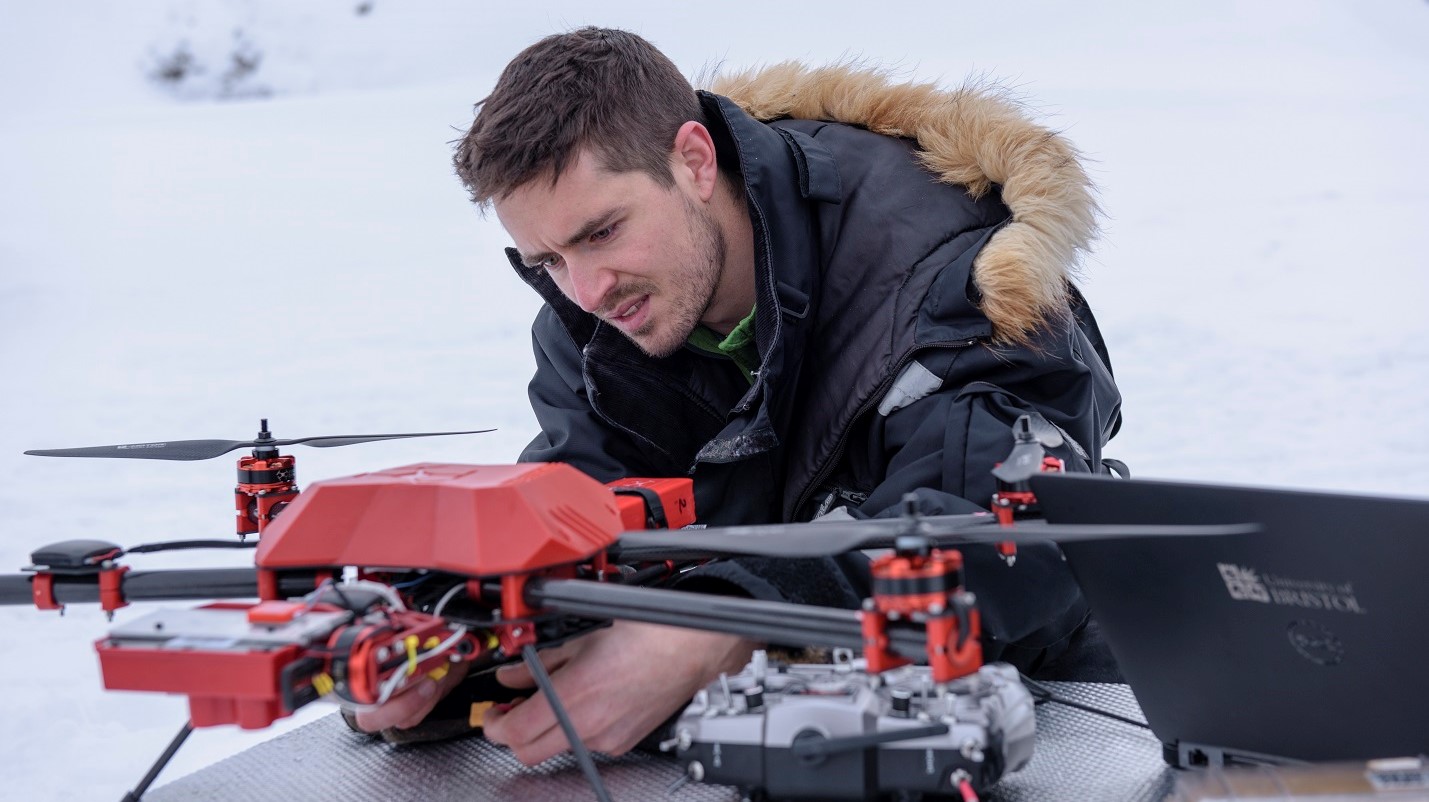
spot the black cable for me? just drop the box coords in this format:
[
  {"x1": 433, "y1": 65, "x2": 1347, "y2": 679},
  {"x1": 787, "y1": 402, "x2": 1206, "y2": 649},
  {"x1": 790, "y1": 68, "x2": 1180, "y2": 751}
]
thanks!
[
  {"x1": 520, "y1": 644, "x2": 613, "y2": 802},
  {"x1": 120, "y1": 719, "x2": 193, "y2": 801},
  {"x1": 124, "y1": 540, "x2": 257, "y2": 555},
  {"x1": 620, "y1": 562, "x2": 678, "y2": 587},
  {"x1": 325, "y1": 580, "x2": 358, "y2": 613},
  {"x1": 1020, "y1": 676, "x2": 1150, "y2": 730}
]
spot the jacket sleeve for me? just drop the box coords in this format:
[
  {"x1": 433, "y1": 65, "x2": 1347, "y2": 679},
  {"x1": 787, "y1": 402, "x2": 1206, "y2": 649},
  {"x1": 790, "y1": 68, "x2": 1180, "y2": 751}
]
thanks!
[
  {"x1": 517, "y1": 306, "x2": 661, "y2": 480},
  {"x1": 847, "y1": 317, "x2": 1120, "y2": 667}
]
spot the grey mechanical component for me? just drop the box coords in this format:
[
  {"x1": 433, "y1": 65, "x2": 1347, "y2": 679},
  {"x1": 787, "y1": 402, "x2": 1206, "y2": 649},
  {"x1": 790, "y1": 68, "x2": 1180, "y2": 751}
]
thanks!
[{"x1": 672, "y1": 654, "x2": 1035, "y2": 799}]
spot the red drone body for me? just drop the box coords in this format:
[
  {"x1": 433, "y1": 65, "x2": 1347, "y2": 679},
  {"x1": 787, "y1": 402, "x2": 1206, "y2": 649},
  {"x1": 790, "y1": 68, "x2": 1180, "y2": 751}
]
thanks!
[
  {"x1": 255, "y1": 463, "x2": 625, "y2": 577},
  {"x1": 98, "y1": 462, "x2": 697, "y2": 729}
]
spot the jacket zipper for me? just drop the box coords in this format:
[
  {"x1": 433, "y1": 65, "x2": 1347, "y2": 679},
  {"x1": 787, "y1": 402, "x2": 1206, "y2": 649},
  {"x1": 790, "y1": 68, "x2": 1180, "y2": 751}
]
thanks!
[
  {"x1": 730, "y1": 194, "x2": 778, "y2": 417},
  {"x1": 790, "y1": 338, "x2": 979, "y2": 518}
]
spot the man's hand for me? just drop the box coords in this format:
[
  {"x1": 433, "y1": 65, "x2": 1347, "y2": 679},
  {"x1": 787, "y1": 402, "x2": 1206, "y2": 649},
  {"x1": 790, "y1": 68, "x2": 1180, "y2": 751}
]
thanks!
[
  {"x1": 351, "y1": 659, "x2": 472, "y2": 732},
  {"x1": 482, "y1": 621, "x2": 755, "y2": 765}
]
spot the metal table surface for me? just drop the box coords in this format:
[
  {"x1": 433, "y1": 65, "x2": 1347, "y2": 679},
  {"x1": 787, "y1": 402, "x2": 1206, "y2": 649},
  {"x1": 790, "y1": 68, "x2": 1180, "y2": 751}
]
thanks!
[{"x1": 149, "y1": 683, "x2": 1174, "y2": 801}]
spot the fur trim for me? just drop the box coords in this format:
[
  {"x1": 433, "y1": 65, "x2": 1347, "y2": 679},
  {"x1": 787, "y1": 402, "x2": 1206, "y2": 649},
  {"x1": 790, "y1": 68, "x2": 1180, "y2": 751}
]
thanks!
[{"x1": 707, "y1": 63, "x2": 1099, "y2": 344}]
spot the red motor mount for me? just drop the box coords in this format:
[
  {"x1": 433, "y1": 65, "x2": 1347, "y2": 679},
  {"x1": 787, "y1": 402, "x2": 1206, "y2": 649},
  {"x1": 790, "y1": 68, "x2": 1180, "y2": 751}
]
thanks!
[
  {"x1": 235, "y1": 452, "x2": 298, "y2": 538},
  {"x1": 861, "y1": 536, "x2": 981, "y2": 684},
  {"x1": 989, "y1": 416, "x2": 1068, "y2": 565},
  {"x1": 990, "y1": 455, "x2": 1065, "y2": 528},
  {"x1": 235, "y1": 419, "x2": 300, "y2": 538}
]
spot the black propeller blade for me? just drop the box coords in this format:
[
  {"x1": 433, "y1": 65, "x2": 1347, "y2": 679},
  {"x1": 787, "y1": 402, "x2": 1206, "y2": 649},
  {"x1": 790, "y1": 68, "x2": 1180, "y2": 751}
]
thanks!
[
  {"x1": 610, "y1": 514, "x2": 1258, "y2": 562},
  {"x1": 990, "y1": 414, "x2": 1062, "y2": 484},
  {"x1": 26, "y1": 439, "x2": 266, "y2": 461},
  {"x1": 25, "y1": 419, "x2": 493, "y2": 461}
]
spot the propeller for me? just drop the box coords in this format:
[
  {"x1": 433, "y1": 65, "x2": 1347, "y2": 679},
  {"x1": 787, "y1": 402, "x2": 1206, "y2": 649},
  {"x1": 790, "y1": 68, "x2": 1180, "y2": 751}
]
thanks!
[
  {"x1": 609, "y1": 510, "x2": 1259, "y2": 562},
  {"x1": 24, "y1": 419, "x2": 494, "y2": 461},
  {"x1": 990, "y1": 414, "x2": 1060, "y2": 484}
]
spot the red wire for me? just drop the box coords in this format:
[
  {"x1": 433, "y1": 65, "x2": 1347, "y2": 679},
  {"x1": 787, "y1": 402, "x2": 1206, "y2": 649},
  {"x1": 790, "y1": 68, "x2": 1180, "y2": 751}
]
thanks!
[{"x1": 959, "y1": 778, "x2": 979, "y2": 802}]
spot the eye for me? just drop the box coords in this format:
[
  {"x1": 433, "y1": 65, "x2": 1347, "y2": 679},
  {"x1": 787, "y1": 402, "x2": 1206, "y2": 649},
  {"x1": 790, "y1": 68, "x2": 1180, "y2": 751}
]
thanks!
[
  {"x1": 589, "y1": 224, "x2": 615, "y2": 243},
  {"x1": 524, "y1": 254, "x2": 563, "y2": 272}
]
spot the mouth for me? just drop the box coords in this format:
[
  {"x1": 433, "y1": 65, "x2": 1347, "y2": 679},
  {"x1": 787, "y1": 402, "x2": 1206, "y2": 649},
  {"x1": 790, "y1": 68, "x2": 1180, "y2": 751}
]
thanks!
[
  {"x1": 607, "y1": 295, "x2": 650, "y2": 331},
  {"x1": 614, "y1": 296, "x2": 645, "y2": 319}
]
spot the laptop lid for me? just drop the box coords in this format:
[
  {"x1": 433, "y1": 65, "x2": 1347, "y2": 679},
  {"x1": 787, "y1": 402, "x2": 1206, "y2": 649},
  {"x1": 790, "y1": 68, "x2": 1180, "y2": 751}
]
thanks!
[{"x1": 1030, "y1": 473, "x2": 1429, "y2": 766}]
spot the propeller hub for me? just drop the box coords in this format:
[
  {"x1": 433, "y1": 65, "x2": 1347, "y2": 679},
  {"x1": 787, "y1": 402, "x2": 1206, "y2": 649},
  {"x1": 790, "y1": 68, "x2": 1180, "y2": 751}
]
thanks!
[{"x1": 893, "y1": 535, "x2": 933, "y2": 559}]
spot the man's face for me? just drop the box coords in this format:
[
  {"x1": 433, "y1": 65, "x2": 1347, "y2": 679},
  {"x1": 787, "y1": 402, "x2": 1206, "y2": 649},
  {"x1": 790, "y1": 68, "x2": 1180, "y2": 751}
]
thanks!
[{"x1": 496, "y1": 150, "x2": 726, "y2": 359}]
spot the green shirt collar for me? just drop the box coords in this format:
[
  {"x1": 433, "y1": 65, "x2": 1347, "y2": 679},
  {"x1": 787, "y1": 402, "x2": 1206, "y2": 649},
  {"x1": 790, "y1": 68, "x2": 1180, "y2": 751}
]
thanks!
[{"x1": 687, "y1": 306, "x2": 759, "y2": 385}]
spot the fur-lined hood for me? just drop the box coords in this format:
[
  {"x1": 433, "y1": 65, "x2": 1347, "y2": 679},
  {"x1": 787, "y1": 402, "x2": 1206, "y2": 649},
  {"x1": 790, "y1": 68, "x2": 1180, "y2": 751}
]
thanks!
[{"x1": 707, "y1": 63, "x2": 1098, "y2": 345}]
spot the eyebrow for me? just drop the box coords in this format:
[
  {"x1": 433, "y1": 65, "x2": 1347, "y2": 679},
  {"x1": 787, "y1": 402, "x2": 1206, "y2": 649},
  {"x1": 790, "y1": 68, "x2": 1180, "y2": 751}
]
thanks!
[{"x1": 519, "y1": 207, "x2": 623, "y2": 267}]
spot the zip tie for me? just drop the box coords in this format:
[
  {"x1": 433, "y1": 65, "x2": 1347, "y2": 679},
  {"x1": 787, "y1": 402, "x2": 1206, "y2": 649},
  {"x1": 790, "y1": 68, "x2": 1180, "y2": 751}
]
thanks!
[{"x1": 423, "y1": 635, "x2": 447, "y2": 681}]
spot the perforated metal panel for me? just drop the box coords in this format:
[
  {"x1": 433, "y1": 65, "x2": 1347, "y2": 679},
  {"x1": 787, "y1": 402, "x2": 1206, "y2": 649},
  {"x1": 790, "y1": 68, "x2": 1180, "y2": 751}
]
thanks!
[
  {"x1": 996, "y1": 682, "x2": 1174, "y2": 802},
  {"x1": 149, "y1": 683, "x2": 1173, "y2": 801}
]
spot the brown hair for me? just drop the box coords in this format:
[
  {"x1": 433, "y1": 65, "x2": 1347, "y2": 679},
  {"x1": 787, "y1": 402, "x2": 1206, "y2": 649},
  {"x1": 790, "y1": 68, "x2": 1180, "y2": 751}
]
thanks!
[{"x1": 454, "y1": 27, "x2": 702, "y2": 206}]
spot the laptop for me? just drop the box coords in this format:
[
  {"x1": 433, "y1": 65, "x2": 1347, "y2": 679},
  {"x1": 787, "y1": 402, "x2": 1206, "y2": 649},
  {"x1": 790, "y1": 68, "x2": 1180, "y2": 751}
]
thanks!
[{"x1": 1029, "y1": 473, "x2": 1429, "y2": 768}]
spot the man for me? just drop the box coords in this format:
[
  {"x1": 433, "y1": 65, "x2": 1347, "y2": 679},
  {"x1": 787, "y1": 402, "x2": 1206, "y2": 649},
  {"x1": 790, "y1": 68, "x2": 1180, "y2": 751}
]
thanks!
[{"x1": 354, "y1": 27, "x2": 1121, "y2": 765}]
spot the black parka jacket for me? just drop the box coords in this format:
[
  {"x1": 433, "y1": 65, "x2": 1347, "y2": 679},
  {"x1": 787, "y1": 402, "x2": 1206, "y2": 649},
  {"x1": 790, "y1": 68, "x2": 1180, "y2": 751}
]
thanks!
[{"x1": 511, "y1": 66, "x2": 1122, "y2": 661}]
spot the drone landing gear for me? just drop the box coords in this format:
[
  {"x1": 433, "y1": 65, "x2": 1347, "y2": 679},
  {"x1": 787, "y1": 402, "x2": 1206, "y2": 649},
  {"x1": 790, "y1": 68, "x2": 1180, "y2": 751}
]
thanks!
[
  {"x1": 120, "y1": 719, "x2": 192, "y2": 802},
  {"x1": 520, "y1": 644, "x2": 612, "y2": 802}
]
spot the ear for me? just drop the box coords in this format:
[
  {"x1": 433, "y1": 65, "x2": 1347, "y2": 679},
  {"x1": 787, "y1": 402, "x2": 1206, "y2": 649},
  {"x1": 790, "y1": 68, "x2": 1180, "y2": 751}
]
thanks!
[{"x1": 671, "y1": 121, "x2": 719, "y2": 202}]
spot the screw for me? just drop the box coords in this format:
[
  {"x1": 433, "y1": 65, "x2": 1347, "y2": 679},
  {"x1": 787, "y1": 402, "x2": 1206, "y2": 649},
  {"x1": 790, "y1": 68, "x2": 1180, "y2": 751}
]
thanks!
[{"x1": 658, "y1": 729, "x2": 694, "y2": 753}]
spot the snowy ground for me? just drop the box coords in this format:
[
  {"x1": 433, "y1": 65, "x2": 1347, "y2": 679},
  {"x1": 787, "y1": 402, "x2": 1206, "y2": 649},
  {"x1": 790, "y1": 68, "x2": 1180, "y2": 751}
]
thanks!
[{"x1": 1, "y1": 1, "x2": 1426, "y2": 799}]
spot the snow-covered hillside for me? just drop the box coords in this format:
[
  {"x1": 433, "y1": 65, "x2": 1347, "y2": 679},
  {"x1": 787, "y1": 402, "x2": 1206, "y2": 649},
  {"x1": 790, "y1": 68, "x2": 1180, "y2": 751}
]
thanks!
[{"x1": 1, "y1": 2, "x2": 1426, "y2": 799}]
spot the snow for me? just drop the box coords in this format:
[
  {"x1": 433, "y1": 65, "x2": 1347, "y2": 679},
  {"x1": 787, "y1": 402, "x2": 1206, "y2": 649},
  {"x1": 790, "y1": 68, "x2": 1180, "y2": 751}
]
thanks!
[{"x1": 1, "y1": 1, "x2": 1426, "y2": 799}]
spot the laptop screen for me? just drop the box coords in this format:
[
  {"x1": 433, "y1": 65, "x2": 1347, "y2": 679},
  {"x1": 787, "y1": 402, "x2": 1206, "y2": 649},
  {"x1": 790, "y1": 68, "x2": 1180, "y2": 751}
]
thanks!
[{"x1": 1031, "y1": 473, "x2": 1429, "y2": 765}]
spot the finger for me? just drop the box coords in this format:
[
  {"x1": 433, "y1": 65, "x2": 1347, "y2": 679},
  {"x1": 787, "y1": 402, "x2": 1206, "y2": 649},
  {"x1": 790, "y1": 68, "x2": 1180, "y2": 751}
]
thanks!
[
  {"x1": 511, "y1": 719, "x2": 575, "y2": 766},
  {"x1": 480, "y1": 704, "x2": 509, "y2": 739},
  {"x1": 392, "y1": 681, "x2": 442, "y2": 729},
  {"x1": 495, "y1": 643, "x2": 574, "y2": 689},
  {"x1": 353, "y1": 676, "x2": 439, "y2": 732},
  {"x1": 484, "y1": 698, "x2": 573, "y2": 766},
  {"x1": 481, "y1": 694, "x2": 561, "y2": 760},
  {"x1": 352, "y1": 659, "x2": 470, "y2": 732},
  {"x1": 494, "y1": 662, "x2": 535, "y2": 689}
]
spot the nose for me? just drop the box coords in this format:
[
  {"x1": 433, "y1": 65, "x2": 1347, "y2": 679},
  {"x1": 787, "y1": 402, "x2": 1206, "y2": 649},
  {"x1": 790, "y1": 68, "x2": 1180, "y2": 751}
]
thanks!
[{"x1": 564, "y1": 259, "x2": 617, "y2": 314}]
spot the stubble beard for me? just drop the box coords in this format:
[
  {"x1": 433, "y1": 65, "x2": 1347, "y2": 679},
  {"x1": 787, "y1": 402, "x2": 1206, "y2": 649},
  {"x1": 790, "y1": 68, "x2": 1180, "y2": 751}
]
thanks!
[{"x1": 626, "y1": 196, "x2": 727, "y2": 359}]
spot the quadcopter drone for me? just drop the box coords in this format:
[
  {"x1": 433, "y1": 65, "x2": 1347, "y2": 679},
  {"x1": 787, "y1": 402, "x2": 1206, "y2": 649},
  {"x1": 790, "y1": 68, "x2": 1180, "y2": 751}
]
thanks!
[{"x1": 0, "y1": 419, "x2": 1249, "y2": 801}]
